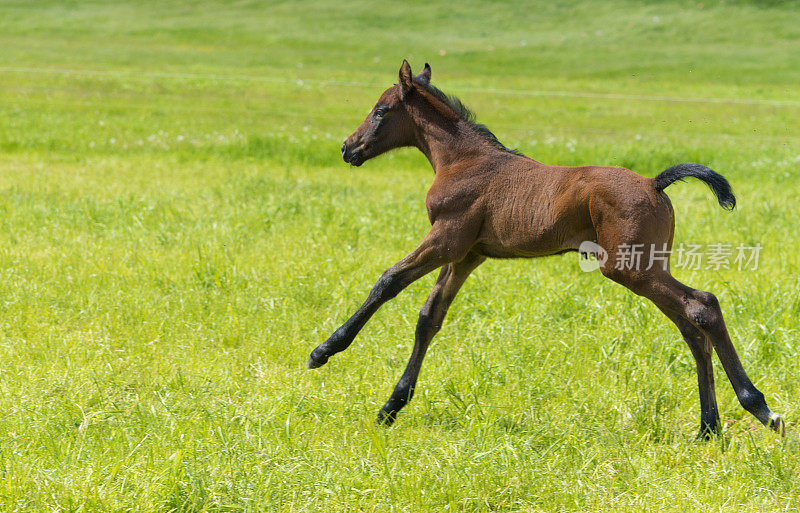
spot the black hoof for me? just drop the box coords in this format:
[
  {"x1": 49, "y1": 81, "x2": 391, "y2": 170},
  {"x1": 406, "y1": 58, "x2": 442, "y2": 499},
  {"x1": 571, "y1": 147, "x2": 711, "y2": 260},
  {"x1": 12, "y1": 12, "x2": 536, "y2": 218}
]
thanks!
[
  {"x1": 305, "y1": 354, "x2": 328, "y2": 369},
  {"x1": 696, "y1": 420, "x2": 720, "y2": 441},
  {"x1": 697, "y1": 427, "x2": 718, "y2": 441},
  {"x1": 376, "y1": 409, "x2": 397, "y2": 427}
]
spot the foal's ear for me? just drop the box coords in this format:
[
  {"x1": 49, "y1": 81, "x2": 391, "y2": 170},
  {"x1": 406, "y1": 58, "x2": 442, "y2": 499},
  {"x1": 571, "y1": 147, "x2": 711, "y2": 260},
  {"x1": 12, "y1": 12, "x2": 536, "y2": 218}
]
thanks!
[
  {"x1": 415, "y1": 62, "x2": 431, "y2": 85},
  {"x1": 399, "y1": 59, "x2": 413, "y2": 96}
]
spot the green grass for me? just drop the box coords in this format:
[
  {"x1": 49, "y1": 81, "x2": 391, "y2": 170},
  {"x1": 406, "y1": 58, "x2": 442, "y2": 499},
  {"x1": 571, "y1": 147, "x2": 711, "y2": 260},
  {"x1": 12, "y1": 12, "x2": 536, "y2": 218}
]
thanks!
[{"x1": 1, "y1": 0, "x2": 800, "y2": 510}]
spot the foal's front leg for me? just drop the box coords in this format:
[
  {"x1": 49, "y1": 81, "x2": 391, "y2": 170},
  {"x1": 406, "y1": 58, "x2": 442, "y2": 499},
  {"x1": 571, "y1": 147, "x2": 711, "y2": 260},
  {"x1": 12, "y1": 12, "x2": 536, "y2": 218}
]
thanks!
[
  {"x1": 307, "y1": 227, "x2": 463, "y2": 369},
  {"x1": 377, "y1": 252, "x2": 485, "y2": 426}
]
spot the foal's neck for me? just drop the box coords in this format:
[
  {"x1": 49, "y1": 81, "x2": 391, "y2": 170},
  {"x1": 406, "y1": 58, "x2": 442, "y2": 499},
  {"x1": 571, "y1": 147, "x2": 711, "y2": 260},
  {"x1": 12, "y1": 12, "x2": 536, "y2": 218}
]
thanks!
[{"x1": 409, "y1": 108, "x2": 500, "y2": 173}]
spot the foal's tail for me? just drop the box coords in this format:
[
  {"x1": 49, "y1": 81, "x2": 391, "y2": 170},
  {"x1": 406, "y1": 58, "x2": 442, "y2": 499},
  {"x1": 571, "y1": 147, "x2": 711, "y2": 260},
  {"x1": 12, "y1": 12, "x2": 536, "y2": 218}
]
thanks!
[{"x1": 653, "y1": 163, "x2": 736, "y2": 211}]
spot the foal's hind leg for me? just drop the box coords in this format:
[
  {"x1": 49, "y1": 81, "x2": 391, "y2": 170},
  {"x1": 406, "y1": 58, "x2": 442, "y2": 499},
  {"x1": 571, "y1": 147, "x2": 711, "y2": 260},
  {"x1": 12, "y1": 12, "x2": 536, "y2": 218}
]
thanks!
[
  {"x1": 610, "y1": 269, "x2": 784, "y2": 435},
  {"x1": 658, "y1": 307, "x2": 720, "y2": 438},
  {"x1": 377, "y1": 252, "x2": 485, "y2": 426}
]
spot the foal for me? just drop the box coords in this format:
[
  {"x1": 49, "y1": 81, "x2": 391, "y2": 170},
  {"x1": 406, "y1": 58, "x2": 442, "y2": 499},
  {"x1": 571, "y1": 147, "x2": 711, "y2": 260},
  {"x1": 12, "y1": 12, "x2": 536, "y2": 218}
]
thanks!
[{"x1": 308, "y1": 60, "x2": 784, "y2": 438}]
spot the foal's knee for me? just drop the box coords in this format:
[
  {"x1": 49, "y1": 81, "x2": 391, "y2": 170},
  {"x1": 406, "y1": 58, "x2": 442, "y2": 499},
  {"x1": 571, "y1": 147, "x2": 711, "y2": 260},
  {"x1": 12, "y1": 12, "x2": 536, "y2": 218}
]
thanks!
[
  {"x1": 370, "y1": 270, "x2": 405, "y2": 302},
  {"x1": 687, "y1": 291, "x2": 723, "y2": 332}
]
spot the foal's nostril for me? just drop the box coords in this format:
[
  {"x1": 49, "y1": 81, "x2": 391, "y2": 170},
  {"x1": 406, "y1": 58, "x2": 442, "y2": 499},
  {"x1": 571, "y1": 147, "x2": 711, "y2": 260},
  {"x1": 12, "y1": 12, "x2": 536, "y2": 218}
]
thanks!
[{"x1": 341, "y1": 142, "x2": 347, "y2": 157}]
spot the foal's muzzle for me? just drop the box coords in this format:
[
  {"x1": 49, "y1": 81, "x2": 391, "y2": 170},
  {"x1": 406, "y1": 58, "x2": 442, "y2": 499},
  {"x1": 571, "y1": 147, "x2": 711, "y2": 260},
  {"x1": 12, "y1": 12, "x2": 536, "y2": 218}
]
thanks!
[{"x1": 341, "y1": 140, "x2": 365, "y2": 167}]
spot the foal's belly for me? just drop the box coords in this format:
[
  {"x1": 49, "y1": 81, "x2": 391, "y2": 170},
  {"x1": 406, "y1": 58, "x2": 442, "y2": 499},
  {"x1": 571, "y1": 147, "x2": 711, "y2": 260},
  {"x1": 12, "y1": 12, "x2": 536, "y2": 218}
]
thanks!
[
  {"x1": 473, "y1": 204, "x2": 596, "y2": 259},
  {"x1": 472, "y1": 243, "x2": 577, "y2": 259},
  {"x1": 472, "y1": 230, "x2": 595, "y2": 259}
]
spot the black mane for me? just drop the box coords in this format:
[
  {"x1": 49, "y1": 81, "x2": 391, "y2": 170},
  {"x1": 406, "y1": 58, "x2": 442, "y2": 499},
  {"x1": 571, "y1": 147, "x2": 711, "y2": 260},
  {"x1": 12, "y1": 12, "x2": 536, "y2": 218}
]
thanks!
[{"x1": 414, "y1": 78, "x2": 522, "y2": 156}]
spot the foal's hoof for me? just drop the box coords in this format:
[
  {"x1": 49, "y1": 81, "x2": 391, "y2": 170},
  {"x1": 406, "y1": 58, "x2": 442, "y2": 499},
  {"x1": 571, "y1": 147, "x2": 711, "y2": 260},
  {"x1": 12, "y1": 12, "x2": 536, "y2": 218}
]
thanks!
[
  {"x1": 376, "y1": 409, "x2": 397, "y2": 427},
  {"x1": 305, "y1": 353, "x2": 328, "y2": 369},
  {"x1": 696, "y1": 423, "x2": 720, "y2": 441},
  {"x1": 768, "y1": 413, "x2": 786, "y2": 437}
]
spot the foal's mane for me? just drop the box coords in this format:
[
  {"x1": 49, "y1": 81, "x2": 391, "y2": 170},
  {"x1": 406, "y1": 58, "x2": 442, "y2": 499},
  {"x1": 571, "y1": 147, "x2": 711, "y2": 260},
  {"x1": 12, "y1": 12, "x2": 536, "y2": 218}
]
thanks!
[{"x1": 412, "y1": 78, "x2": 522, "y2": 156}]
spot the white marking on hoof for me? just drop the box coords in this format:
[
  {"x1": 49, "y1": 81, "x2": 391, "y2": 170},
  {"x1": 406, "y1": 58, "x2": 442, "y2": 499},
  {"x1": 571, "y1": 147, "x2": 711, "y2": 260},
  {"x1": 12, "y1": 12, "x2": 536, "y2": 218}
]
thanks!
[{"x1": 769, "y1": 412, "x2": 786, "y2": 437}]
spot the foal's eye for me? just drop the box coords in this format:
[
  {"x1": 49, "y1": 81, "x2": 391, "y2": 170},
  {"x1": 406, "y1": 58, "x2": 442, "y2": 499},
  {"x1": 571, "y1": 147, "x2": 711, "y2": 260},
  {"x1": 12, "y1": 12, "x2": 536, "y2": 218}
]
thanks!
[{"x1": 374, "y1": 108, "x2": 387, "y2": 118}]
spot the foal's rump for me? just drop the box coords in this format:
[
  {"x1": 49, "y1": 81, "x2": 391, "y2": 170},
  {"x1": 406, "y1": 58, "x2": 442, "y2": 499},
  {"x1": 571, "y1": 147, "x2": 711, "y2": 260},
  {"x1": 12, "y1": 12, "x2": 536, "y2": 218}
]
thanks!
[
  {"x1": 582, "y1": 165, "x2": 676, "y2": 271},
  {"x1": 586, "y1": 162, "x2": 735, "y2": 279}
]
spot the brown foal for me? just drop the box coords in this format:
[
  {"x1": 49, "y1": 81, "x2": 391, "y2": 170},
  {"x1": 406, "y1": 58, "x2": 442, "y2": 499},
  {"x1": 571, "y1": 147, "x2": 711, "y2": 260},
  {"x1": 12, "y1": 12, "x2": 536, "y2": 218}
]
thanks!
[{"x1": 307, "y1": 60, "x2": 784, "y2": 438}]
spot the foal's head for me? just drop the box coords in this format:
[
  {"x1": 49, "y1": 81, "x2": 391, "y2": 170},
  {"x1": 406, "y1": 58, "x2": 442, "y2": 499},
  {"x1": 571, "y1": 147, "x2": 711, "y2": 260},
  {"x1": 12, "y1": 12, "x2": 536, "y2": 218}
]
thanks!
[{"x1": 341, "y1": 60, "x2": 431, "y2": 166}]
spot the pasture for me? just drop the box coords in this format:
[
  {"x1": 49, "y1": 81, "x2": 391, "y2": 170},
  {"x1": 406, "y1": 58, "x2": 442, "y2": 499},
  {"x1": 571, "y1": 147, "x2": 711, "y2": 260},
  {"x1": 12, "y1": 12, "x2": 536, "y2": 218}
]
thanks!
[{"x1": 1, "y1": 0, "x2": 799, "y2": 510}]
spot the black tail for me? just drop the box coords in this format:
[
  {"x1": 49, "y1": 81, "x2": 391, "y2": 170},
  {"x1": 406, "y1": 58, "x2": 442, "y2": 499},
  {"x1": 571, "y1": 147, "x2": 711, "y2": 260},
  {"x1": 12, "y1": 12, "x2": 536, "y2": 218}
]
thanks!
[{"x1": 653, "y1": 163, "x2": 736, "y2": 210}]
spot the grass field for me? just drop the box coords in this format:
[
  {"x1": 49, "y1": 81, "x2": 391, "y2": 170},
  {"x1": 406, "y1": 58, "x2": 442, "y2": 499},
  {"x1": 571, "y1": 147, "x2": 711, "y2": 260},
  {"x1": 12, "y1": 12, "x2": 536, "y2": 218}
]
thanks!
[{"x1": 1, "y1": 0, "x2": 800, "y2": 510}]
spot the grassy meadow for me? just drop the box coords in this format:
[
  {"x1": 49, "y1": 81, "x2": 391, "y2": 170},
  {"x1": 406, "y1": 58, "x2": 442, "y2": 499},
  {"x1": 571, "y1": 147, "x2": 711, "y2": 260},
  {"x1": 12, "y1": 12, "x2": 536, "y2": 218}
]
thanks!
[{"x1": 1, "y1": 0, "x2": 800, "y2": 510}]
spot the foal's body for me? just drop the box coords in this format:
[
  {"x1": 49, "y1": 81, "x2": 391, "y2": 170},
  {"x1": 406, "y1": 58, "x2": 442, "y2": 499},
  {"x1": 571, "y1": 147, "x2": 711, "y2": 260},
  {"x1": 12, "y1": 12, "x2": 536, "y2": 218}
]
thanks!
[
  {"x1": 438, "y1": 160, "x2": 661, "y2": 259},
  {"x1": 308, "y1": 61, "x2": 784, "y2": 437}
]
